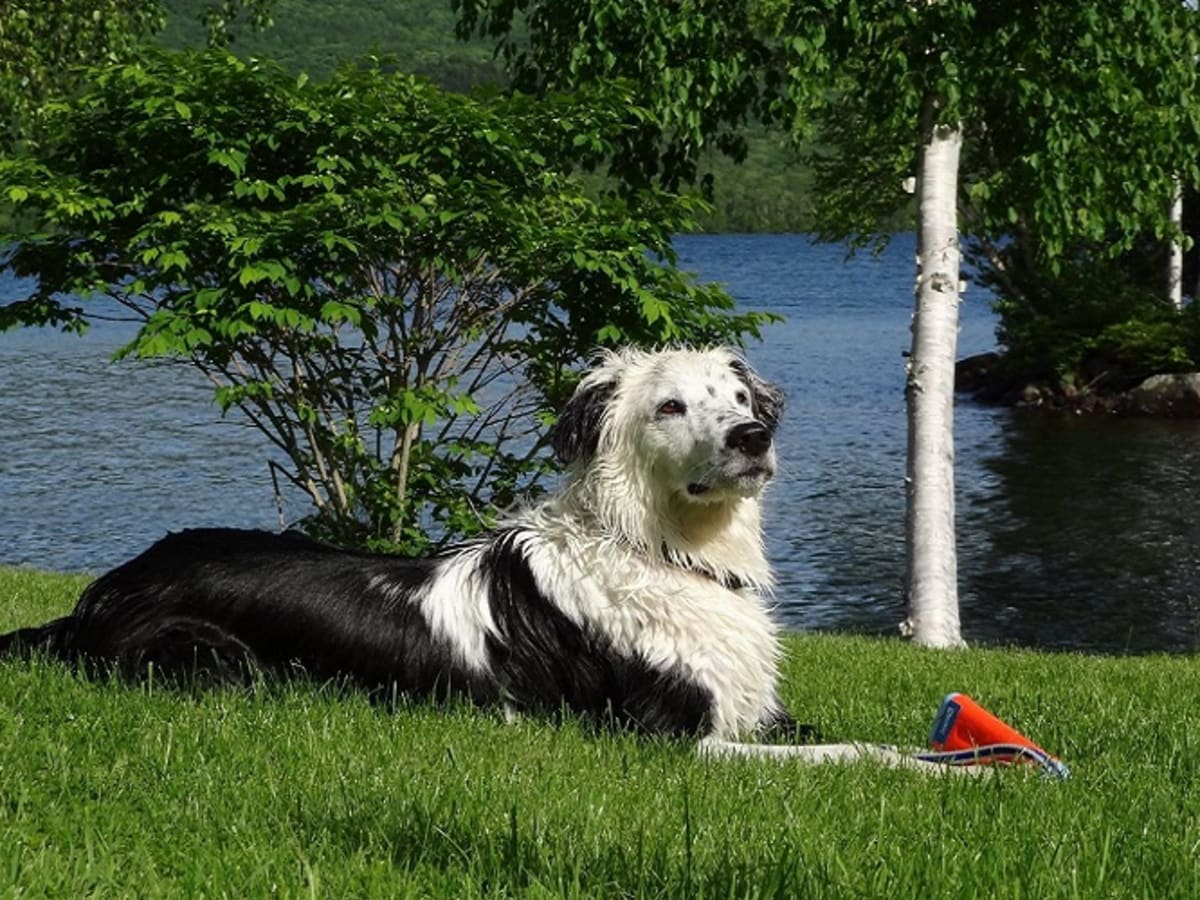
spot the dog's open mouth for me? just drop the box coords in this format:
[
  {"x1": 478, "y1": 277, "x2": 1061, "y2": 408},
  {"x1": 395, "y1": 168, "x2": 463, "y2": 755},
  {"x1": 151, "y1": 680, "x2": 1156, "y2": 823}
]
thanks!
[{"x1": 687, "y1": 483, "x2": 711, "y2": 496}]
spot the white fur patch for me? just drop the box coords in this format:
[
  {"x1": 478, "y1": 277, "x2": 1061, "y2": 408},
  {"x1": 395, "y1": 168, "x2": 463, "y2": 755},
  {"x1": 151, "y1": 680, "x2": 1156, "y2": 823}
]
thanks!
[{"x1": 413, "y1": 545, "x2": 498, "y2": 674}]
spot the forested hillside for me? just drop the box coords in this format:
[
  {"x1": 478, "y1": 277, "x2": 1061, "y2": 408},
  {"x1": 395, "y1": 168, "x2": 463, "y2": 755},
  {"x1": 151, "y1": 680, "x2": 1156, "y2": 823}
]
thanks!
[
  {"x1": 157, "y1": 0, "x2": 818, "y2": 232},
  {"x1": 158, "y1": 0, "x2": 501, "y2": 89}
]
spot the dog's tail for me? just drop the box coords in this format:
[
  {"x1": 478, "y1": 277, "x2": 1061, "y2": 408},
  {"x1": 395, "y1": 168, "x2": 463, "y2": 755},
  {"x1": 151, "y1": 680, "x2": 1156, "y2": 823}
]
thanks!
[{"x1": 0, "y1": 616, "x2": 75, "y2": 660}]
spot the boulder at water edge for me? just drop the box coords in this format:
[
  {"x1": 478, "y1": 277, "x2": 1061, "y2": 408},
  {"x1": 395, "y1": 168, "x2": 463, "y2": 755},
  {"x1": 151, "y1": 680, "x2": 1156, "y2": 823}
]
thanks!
[{"x1": 1123, "y1": 373, "x2": 1200, "y2": 418}]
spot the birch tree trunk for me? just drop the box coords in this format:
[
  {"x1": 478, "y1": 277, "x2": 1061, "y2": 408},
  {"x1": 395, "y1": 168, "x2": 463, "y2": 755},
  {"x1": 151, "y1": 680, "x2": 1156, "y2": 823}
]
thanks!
[
  {"x1": 1169, "y1": 176, "x2": 1184, "y2": 310},
  {"x1": 902, "y1": 107, "x2": 966, "y2": 649}
]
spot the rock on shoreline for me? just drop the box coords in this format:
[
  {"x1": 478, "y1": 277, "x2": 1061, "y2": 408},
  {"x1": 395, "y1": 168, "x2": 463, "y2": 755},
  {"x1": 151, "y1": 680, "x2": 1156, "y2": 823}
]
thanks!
[{"x1": 955, "y1": 351, "x2": 1200, "y2": 417}]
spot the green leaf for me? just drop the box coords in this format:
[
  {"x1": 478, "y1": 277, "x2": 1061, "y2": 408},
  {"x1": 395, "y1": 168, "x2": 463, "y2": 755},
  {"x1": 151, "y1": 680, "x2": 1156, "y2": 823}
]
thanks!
[{"x1": 239, "y1": 265, "x2": 267, "y2": 286}]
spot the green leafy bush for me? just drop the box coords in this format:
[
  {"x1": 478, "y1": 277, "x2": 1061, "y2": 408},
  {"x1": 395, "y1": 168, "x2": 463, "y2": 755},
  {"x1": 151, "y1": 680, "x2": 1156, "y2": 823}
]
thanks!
[
  {"x1": 978, "y1": 236, "x2": 1200, "y2": 394},
  {"x1": 0, "y1": 50, "x2": 771, "y2": 552}
]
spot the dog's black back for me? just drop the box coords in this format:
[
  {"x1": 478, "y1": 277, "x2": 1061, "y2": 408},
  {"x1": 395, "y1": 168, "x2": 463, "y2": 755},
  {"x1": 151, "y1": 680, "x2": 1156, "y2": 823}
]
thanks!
[
  {"x1": 0, "y1": 528, "x2": 731, "y2": 736},
  {"x1": 3, "y1": 528, "x2": 489, "y2": 702}
]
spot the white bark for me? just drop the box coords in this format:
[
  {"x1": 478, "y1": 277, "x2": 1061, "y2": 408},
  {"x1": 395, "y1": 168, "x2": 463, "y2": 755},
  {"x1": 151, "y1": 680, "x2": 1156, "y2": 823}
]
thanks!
[
  {"x1": 902, "y1": 111, "x2": 966, "y2": 649},
  {"x1": 1169, "y1": 176, "x2": 1184, "y2": 310}
]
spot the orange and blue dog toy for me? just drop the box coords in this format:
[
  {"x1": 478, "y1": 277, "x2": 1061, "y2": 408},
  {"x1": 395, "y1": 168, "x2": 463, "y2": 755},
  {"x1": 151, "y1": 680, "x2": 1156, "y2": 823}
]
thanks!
[{"x1": 915, "y1": 692, "x2": 1070, "y2": 780}]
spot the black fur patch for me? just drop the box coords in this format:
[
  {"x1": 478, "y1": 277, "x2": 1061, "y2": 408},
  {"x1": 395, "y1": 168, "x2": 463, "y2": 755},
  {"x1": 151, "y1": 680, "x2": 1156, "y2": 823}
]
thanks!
[
  {"x1": 549, "y1": 377, "x2": 616, "y2": 464},
  {"x1": 729, "y1": 358, "x2": 785, "y2": 434},
  {"x1": 46, "y1": 528, "x2": 493, "y2": 704}
]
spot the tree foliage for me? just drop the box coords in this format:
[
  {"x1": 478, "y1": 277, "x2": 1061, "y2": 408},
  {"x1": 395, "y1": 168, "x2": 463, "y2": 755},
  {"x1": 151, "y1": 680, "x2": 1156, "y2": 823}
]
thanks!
[
  {"x1": 161, "y1": 0, "x2": 819, "y2": 231},
  {"x1": 0, "y1": 51, "x2": 770, "y2": 552},
  {"x1": 752, "y1": 1, "x2": 1200, "y2": 258},
  {"x1": 459, "y1": 0, "x2": 1200, "y2": 258},
  {"x1": 0, "y1": 0, "x2": 270, "y2": 149},
  {"x1": 456, "y1": 0, "x2": 790, "y2": 193}
]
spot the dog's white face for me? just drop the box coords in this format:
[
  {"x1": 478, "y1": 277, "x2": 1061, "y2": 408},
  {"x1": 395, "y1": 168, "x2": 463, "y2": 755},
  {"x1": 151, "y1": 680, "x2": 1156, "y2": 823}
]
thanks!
[
  {"x1": 552, "y1": 347, "x2": 785, "y2": 505},
  {"x1": 637, "y1": 353, "x2": 777, "y2": 503}
]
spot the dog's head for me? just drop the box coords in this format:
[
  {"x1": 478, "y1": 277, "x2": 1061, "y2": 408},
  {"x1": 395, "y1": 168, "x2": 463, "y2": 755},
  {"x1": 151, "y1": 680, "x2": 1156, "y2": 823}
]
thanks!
[{"x1": 551, "y1": 347, "x2": 784, "y2": 504}]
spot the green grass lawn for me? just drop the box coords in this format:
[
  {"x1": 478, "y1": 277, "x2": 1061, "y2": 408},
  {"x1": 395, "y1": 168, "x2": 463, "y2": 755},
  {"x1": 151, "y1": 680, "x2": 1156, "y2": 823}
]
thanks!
[{"x1": 2, "y1": 566, "x2": 1197, "y2": 898}]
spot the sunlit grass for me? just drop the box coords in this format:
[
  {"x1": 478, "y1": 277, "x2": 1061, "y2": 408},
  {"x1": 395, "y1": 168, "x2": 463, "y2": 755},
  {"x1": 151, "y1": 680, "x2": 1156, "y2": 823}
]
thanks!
[{"x1": 2, "y1": 567, "x2": 1197, "y2": 897}]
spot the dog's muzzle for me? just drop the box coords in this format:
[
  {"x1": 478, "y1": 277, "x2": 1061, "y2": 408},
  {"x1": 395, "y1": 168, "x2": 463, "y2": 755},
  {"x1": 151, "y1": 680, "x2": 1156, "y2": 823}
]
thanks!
[
  {"x1": 725, "y1": 421, "x2": 772, "y2": 457},
  {"x1": 685, "y1": 421, "x2": 775, "y2": 498}
]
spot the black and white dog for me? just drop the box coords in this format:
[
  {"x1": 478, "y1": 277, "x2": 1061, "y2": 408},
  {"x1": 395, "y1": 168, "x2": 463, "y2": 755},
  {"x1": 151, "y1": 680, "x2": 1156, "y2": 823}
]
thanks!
[{"x1": 0, "y1": 347, "x2": 941, "y2": 769}]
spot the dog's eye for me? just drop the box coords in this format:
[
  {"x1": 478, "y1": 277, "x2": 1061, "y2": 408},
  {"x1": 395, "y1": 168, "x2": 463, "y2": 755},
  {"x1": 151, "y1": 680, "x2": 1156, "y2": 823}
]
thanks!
[
  {"x1": 735, "y1": 390, "x2": 750, "y2": 406},
  {"x1": 657, "y1": 399, "x2": 686, "y2": 416}
]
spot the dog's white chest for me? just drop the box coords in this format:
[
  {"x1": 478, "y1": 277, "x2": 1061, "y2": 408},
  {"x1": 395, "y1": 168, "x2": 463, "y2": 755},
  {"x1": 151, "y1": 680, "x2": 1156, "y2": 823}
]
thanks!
[
  {"x1": 605, "y1": 567, "x2": 781, "y2": 738},
  {"x1": 526, "y1": 536, "x2": 782, "y2": 738}
]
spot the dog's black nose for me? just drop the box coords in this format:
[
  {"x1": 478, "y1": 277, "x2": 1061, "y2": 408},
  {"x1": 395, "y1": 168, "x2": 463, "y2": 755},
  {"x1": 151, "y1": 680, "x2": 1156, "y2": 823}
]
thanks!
[{"x1": 725, "y1": 421, "x2": 771, "y2": 457}]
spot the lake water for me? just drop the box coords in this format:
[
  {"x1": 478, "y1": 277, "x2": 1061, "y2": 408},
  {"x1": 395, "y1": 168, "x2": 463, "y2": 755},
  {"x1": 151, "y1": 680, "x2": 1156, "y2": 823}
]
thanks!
[{"x1": 3, "y1": 233, "x2": 1198, "y2": 654}]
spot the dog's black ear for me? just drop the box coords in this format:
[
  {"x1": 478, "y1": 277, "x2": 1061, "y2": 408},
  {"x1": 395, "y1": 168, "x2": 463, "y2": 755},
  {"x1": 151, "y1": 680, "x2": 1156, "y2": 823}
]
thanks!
[
  {"x1": 730, "y1": 358, "x2": 785, "y2": 434},
  {"x1": 550, "y1": 377, "x2": 617, "y2": 465}
]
